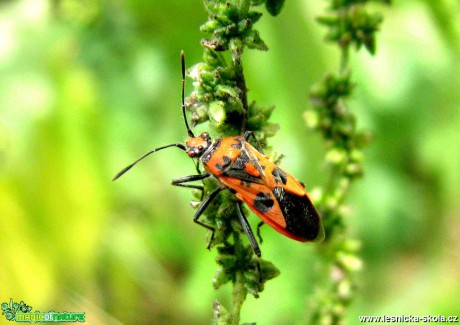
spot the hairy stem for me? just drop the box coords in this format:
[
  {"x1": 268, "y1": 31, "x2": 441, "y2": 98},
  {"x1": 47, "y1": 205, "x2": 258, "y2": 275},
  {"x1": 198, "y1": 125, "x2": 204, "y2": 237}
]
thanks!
[
  {"x1": 340, "y1": 46, "x2": 350, "y2": 75},
  {"x1": 231, "y1": 41, "x2": 249, "y2": 133},
  {"x1": 191, "y1": 2, "x2": 281, "y2": 324},
  {"x1": 231, "y1": 232, "x2": 246, "y2": 325}
]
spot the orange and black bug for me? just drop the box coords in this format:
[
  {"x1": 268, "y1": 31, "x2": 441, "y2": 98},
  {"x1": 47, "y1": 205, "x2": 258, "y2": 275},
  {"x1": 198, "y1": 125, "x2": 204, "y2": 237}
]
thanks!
[{"x1": 113, "y1": 51, "x2": 324, "y2": 257}]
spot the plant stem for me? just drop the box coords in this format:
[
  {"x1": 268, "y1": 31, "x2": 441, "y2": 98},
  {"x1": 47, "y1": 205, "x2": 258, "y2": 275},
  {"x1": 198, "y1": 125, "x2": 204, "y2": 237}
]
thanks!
[
  {"x1": 340, "y1": 46, "x2": 350, "y2": 75},
  {"x1": 231, "y1": 232, "x2": 246, "y2": 325},
  {"x1": 231, "y1": 42, "x2": 249, "y2": 133},
  {"x1": 307, "y1": 1, "x2": 389, "y2": 322},
  {"x1": 191, "y1": 2, "x2": 282, "y2": 323}
]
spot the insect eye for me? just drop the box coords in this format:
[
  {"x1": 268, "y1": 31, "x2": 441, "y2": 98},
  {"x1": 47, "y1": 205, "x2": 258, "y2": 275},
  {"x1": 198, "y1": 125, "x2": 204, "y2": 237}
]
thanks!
[
  {"x1": 198, "y1": 145, "x2": 203, "y2": 150},
  {"x1": 186, "y1": 148, "x2": 196, "y2": 158}
]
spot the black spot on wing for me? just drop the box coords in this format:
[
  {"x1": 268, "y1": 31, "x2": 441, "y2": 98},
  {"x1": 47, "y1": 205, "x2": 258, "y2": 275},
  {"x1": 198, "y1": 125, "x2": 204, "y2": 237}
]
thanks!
[
  {"x1": 272, "y1": 187, "x2": 321, "y2": 241},
  {"x1": 223, "y1": 148, "x2": 264, "y2": 184},
  {"x1": 232, "y1": 150, "x2": 250, "y2": 170},
  {"x1": 254, "y1": 192, "x2": 274, "y2": 213},
  {"x1": 224, "y1": 169, "x2": 262, "y2": 184},
  {"x1": 231, "y1": 137, "x2": 244, "y2": 149},
  {"x1": 272, "y1": 167, "x2": 287, "y2": 185},
  {"x1": 216, "y1": 155, "x2": 232, "y2": 172},
  {"x1": 201, "y1": 138, "x2": 222, "y2": 165}
]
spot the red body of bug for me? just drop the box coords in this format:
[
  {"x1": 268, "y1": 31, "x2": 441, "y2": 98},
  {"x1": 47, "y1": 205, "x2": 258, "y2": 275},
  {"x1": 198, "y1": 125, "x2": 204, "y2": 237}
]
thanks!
[
  {"x1": 186, "y1": 133, "x2": 324, "y2": 243},
  {"x1": 114, "y1": 52, "x2": 324, "y2": 257}
]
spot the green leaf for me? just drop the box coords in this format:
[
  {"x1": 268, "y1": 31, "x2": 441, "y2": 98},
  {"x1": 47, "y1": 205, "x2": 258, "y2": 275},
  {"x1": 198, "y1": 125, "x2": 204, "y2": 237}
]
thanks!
[
  {"x1": 265, "y1": 0, "x2": 285, "y2": 16},
  {"x1": 212, "y1": 301, "x2": 231, "y2": 325},
  {"x1": 208, "y1": 101, "x2": 227, "y2": 127},
  {"x1": 237, "y1": 0, "x2": 251, "y2": 18},
  {"x1": 247, "y1": 11, "x2": 263, "y2": 24},
  {"x1": 244, "y1": 30, "x2": 269, "y2": 50}
]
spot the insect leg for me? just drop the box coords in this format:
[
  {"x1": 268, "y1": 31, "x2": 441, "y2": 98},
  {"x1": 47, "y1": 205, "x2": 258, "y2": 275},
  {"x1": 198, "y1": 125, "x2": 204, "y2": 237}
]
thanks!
[
  {"x1": 172, "y1": 173, "x2": 210, "y2": 189},
  {"x1": 172, "y1": 173, "x2": 210, "y2": 199},
  {"x1": 256, "y1": 221, "x2": 265, "y2": 244},
  {"x1": 193, "y1": 160, "x2": 202, "y2": 175},
  {"x1": 236, "y1": 202, "x2": 261, "y2": 258},
  {"x1": 193, "y1": 187, "x2": 223, "y2": 249},
  {"x1": 243, "y1": 131, "x2": 265, "y2": 154}
]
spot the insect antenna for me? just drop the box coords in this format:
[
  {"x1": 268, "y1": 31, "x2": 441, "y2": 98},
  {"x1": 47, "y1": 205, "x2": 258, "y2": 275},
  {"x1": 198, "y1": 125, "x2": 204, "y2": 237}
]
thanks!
[
  {"x1": 113, "y1": 52, "x2": 193, "y2": 181},
  {"x1": 181, "y1": 50, "x2": 195, "y2": 138},
  {"x1": 112, "y1": 143, "x2": 186, "y2": 181}
]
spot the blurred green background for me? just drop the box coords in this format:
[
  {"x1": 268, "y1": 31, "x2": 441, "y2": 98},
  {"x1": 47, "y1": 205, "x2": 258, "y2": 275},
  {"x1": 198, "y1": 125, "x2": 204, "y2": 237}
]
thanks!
[{"x1": 1, "y1": 0, "x2": 459, "y2": 324}]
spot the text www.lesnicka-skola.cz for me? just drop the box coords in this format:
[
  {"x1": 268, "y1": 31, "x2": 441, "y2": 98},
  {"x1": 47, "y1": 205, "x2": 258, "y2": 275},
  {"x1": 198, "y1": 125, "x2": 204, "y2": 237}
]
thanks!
[{"x1": 359, "y1": 315, "x2": 458, "y2": 323}]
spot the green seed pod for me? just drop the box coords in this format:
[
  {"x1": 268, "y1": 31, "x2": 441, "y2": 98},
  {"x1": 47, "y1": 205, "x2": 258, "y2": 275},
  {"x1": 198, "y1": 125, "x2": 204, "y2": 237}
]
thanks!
[
  {"x1": 304, "y1": 110, "x2": 320, "y2": 129},
  {"x1": 212, "y1": 300, "x2": 231, "y2": 324},
  {"x1": 336, "y1": 252, "x2": 363, "y2": 273},
  {"x1": 190, "y1": 103, "x2": 209, "y2": 125},
  {"x1": 213, "y1": 267, "x2": 230, "y2": 289},
  {"x1": 215, "y1": 84, "x2": 239, "y2": 100},
  {"x1": 325, "y1": 147, "x2": 347, "y2": 165},
  {"x1": 244, "y1": 30, "x2": 268, "y2": 50},
  {"x1": 200, "y1": 19, "x2": 223, "y2": 33},
  {"x1": 259, "y1": 259, "x2": 281, "y2": 281},
  {"x1": 208, "y1": 101, "x2": 227, "y2": 128}
]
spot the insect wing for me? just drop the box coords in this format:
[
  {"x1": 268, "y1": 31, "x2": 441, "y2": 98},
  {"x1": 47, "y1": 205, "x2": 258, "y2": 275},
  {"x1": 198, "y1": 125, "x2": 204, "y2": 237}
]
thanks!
[{"x1": 218, "y1": 143, "x2": 324, "y2": 242}]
